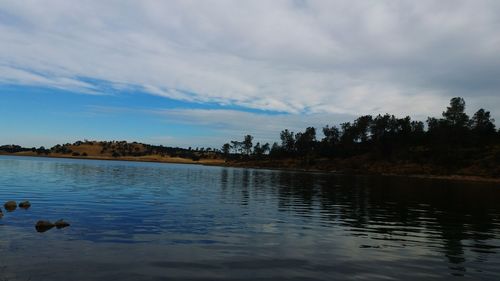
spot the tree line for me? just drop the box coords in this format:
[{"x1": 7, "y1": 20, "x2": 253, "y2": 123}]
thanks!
[{"x1": 221, "y1": 97, "x2": 500, "y2": 173}]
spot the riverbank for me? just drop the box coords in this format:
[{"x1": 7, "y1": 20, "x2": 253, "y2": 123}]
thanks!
[
  {"x1": 0, "y1": 152, "x2": 225, "y2": 166},
  {"x1": 223, "y1": 159, "x2": 500, "y2": 183},
  {"x1": 2, "y1": 153, "x2": 499, "y2": 184}
]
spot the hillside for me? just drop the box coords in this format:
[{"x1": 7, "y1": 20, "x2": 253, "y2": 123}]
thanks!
[{"x1": 0, "y1": 141, "x2": 225, "y2": 165}]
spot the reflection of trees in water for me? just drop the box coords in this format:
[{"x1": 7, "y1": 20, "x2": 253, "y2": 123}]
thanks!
[
  {"x1": 220, "y1": 169, "x2": 229, "y2": 192},
  {"x1": 272, "y1": 171, "x2": 317, "y2": 216},
  {"x1": 220, "y1": 169, "x2": 500, "y2": 270},
  {"x1": 240, "y1": 169, "x2": 250, "y2": 206}
]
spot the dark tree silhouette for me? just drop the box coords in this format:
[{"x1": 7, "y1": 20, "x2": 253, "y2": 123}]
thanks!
[
  {"x1": 280, "y1": 129, "x2": 295, "y2": 155},
  {"x1": 221, "y1": 143, "x2": 231, "y2": 157},
  {"x1": 471, "y1": 109, "x2": 496, "y2": 136},
  {"x1": 219, "y1": 97, "x2": 499, "y2": 176},
  {"x1": 243, "y1": 135, "x2": 254, "y2": 155},
  {"x1": 230, "y1": 140, "x2": 242, "y2": 154},
  {"x1": 295, "y1": 127, "x2": 316, "y2": 156},
  {"x1": 443, "y1": 97, "x2": 469, "y2": 128},
  {"x1": 253, "y1": 142, "x2": 270, "y2": 158}
]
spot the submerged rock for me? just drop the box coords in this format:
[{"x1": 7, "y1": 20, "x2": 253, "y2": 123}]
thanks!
[
  {"x1": 4, "y1": 201, "x2": 17, "y2": 211},
  {"x1": 18, "y1": 201, "x2": 31, "y2": 209},
  {"x1": 35, "y1": 220, "x2": 55, "y2": 233},
  {"x1": 0, "y1": 209, "x2": 3, "y2": 218},
  {"x1": 54, "y1": 219, "x2": 70, "y2": 229}
]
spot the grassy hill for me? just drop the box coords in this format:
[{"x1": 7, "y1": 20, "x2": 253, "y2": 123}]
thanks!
[{"x1": 0, "y1": 140, "x2": 225, "y2": 165}]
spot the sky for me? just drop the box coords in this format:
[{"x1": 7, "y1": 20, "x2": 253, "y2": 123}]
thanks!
[{"x1": 1, "y1": 0, "x2": 500, "y2": 148}]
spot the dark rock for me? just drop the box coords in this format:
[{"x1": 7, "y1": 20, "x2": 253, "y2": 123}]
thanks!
[
  {"x1": 18, "y1": 201, "x2": 31, "y2": 209},
  {"x1": 54, "y1": 219, "x2": 70, "y2": 229},
  {"x1": 35, "y1": 220, "x2": 55, "y2": 233},
  {"x1": 4, "y1": 201, "x2": 17, "y2": 211},
  {"x1": 0, "y1": 210, "x2": 3, "y2": 218}
]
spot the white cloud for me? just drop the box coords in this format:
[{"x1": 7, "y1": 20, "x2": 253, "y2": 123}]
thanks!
[{"x1": 1, "y1": 0, "x2": 499, "y2": 118}]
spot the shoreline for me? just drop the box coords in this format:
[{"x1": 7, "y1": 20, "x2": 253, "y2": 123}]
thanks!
[
  {"x1": 0, "y1": 152, "x2": 224, "y2": 166},
  {"x1": 2, "y1": 153, "x2": 499, "y2": 184}
]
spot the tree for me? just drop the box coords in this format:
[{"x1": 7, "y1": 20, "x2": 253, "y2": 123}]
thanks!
[
  {"x1": 253, "y1": 142, "x2": 270, "y2": 158},
  {"x1": 321, "y1": 125, "x2": 340, "y2": 156},
  {"x1": 242, "y1": 135, "x2": 254, "y2": 155},
  {"x1": 471, "y1": 108, "x2": 496, "y2": 136},
  {"x1": 397, "y1": 116, "x2": 412, "y2": 137},
  {"x1": 370, "y1": 114, "x2": 391, "y2": 142},
  {"x1": 230, "y1": 141, "x2": 242, "y2": 154},
  {"x1": 340, "y1": 122, "x2": 357, "y2": 146},
  {"x1": 262, "y1": 143, "x2": 270, "y2": 154},
  {"x1": 322, "y1": 125, "x2": 340, "y2": 145},
  {"x1": 370, "y1": 114, "x2": 407, "y2": 158},
  {"x1": 253, "y1": 142, "x2": 261, "y2": 155},
  {"x1": 269, "y1": 142, "x2": 281, "y2": 157},
  {"x1": 426, "y1": 117, "x2": 440, "y2": 132},
  {"x1": 36, "y1": 146, "x2": 49, "y2": 155},
  {"x1": 280, "y1": 129, "x2": 295, "y2": 154},
  {"x1": 411, "y1": 121, "x2": 424, "y2": 134},
  {"x1": 352, "y1": 115, "x2": 373, "y2": 143},
  {"x1": 221, "y1": 143, "x2": 231, "y2": 157},
  {"x1": 443, "y1": 97, "x2": 469, "y2": 128},
  {"x1": 410, "y1": 120, "x2": 425, "y2": 144},
  {"x1": 295, "y1": 127, "x2": 316, "y2": 156}
]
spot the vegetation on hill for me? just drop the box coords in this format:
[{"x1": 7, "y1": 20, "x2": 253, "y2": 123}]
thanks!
[
  {"x1": 0, "y1": 140, "x2": 221, "y2": 163},
  {"x1": 222, "y1": 97, "x2": 500, "y2": 177}
]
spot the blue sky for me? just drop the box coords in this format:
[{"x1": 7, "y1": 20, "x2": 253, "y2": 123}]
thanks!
[
  {"x1": 1, "y1": 84, "x2": 298, "y2": 148},
  {"x1": 1, "y1": 1, "x2": 500, "y2": 148}
]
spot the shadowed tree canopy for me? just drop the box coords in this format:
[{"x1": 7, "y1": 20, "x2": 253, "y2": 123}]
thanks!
[
  {"x1": 220, "y1": 97, "x2": 500, "y2": 177},
  {"x1": 280, "y1": 129, "x2": 295, "y2": 154},
  {"x1": 322, "y1": 125, "x2": 340, "y2": 145},
  {"x1": 243, "y1": 135, "x2": 254, "y2": 155},
  {"x1": 471, "y1": 109, "x2": 496, "y2": 135},
  {"x1": 443, "y1": 97, "x2": 469, "y2": 128},
  {"x1": 295, "y1": 127, "x2": 316, "y2": 156},
  {"x1": 221, "y1": 143, "x2": 231, "y2": 156}
]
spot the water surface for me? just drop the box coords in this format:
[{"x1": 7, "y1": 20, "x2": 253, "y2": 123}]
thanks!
[{"x1": 0, "y1": 155, "x2": 499, "y2": 280}]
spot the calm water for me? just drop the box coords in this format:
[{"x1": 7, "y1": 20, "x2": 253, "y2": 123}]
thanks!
[{"x1": 0, "y1": 156, "x2": 499, "y2": 280}]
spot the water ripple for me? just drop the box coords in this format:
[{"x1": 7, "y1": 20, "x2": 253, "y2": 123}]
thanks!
[{"x1": 0, "y1": 155, "x2": 499, "y2": 280}]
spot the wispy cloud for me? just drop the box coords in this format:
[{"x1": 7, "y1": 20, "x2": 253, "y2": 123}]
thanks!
[{"x1": 1, "y1": 1, "x2": 499, "y2": 118}]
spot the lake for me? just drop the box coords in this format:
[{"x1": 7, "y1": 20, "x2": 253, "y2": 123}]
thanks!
[{"x1": 0, "y1": 155, "x2": 499, "y2": 280}]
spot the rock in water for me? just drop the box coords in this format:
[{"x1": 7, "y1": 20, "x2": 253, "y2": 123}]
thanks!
[
  {"x1": 4, "y1": 201, "x2": 17, "y2": 212},
  {"x1": 19, "y1": 201, "x2": 31, "y2": 209},
  {"x1": 54, "y1": 219, "x2": 70, "y2": 229},
  {"x1": 35, "y1": 220, "x2": 55, "y2": 233},
  {"x1": 0, "y1": 210, "x2": 3, "y2": 218}
]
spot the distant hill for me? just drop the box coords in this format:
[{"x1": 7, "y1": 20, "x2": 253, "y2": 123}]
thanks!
[{"x1": 0, "y1": 140, "x2": 224, "y2": 165}]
